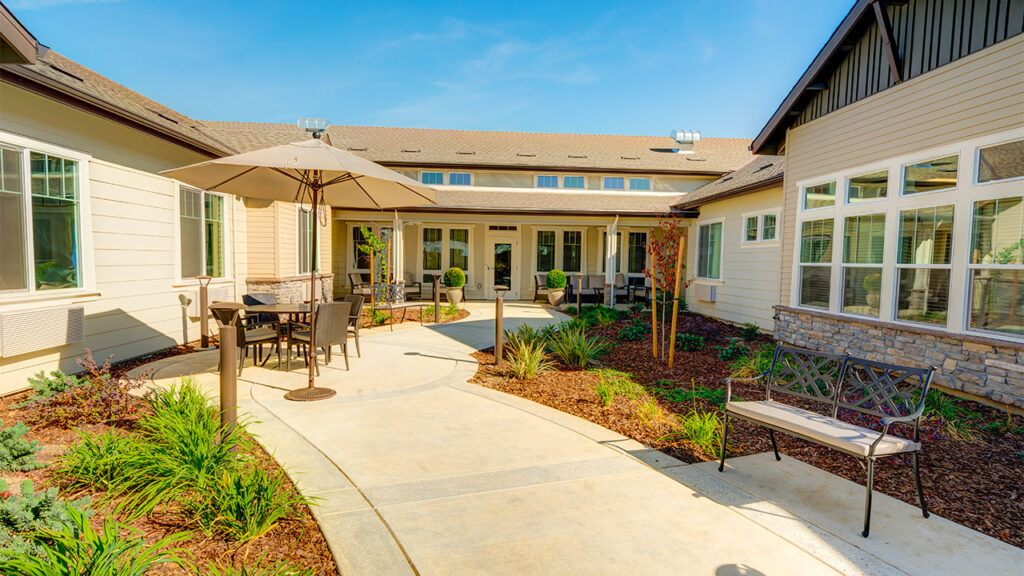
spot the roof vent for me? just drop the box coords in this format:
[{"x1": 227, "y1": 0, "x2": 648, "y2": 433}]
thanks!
[
  {"x1": 516, "y1": 153, "x2": 536, "y2": 157},
  {"x1": 670, "y1": 129, "x2": 701, "y2": 154},
  {"x1": 621, "y1": 156, "x2": 640, "y2": 160},
  {"x1": 49, "y1": 65, "x2": 83, "y2": 82},
  {"x1": 754, "y1": 162, "x2": 774, "y2": 172},
  {"x1": 568, "y1": 154, "x2": 587, "y2": 159},
  {"x1": 347, "y1": 147, "x2": 368, "y2": 152},
  {"x1": 401, "y1": 149, "x2": 421, "y2": 153},
  {"x1": 456, "y1": 151, "x2": 476, "y2": 155}
]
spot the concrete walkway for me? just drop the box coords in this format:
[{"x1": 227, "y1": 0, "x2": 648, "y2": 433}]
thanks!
[{"x1": 133, "y1": 302, "x2": 1022, "y2": 576}]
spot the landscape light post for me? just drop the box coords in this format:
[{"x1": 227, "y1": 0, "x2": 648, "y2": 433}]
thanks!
[
  {"x1": 432, "y1": 274, "x2": 442, "y2": 323},
  {"x1": 494, "y1": 285, "x2": 509, "y2": 366},
  {"x1": 196, "y1": 275, "x2": 212, "y2": 348}
]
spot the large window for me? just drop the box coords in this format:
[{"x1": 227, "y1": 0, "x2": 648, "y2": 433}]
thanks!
[
  {"x1": 562, "y1": 230, "x2": 582, "y2": 273},
  {"x1": 841, "y1": 214, "x2": 885, "y2": 316},
  {"x1": 1, "y1": 146, "x2": 27, "y2": 291},
  {"x1": 420, "y1": 226, "x2": 469, "y2": 284},
  {"x1": 897, "y1": 206, "x2": 953, "y2": 325},
  {"x1": 969, "y1": 196, "x2": 1024, "y2": 335},
  {"x1": 536, "y1": 230, "x2": 556, "y2": 272},
  {"x1": 29, "y1": 151, "x2": 82, "y2": 290},
  {"x1": 450, "y1": 229, "x2": 469, "y2": 272},
  {"x1": 180, "y1": 187, "x2": 225, "y2": 279},
  {"x1": 297, "y1": 209, "x2": 318, "y2": 274},
  {"x1": 627, "y1": 232, "x2": 647, "y2": 284},
  {"x1": 977, "y1": 140, "x2": 1024, "y2": 184},
  {"x1": 799, "y1": 219, "x2": 833, "y2": 308},
  {"x1": 422, "y1": 227, "x2": 442, "y2": 279},
  {"x1": 697, "y1": 222, "x2": 722, "y2": 280}
]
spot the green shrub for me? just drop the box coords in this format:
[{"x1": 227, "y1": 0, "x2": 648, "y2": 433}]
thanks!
[
  {"x1": 617, "y1": 319, "x2": 649, "y2": 341},
  {"x1": 545, "y1": 269, "x2": 567, "y2": 290},
  {"x1": 0, "y1": 506, "x2": 187, "y2": 576},
  {"x1": 660, "y1": 380, "x2": 723, "y2": 459},
  {"x1": 740, "y1": 322, "x2": 761, "y2": 341},
  {"x1": 924, "y1": 389, "x2": 981, "y2": 441},
  {"x1": 444, "y1": 301, "x2": 459, "y2": 315},
  {"x1": 652, "y1": 381, "x2": 725, "y2": 408},
  {"x1": 20, "y1": 370, "x2": 83, "y2": 407},
  {"x1": 633, "y1": 397, "x2": 666, "y2": 427},
  {"x1": 628, "y1": 301, "x2": 645, "y2": 314},
  {"x1": 548, "y1": 323, "x2": 610, "y2": 369},
  {"x1": 716, "y1": 338, "x2": 748, "y2": 362},
  {"x1": 56, "y1": 430, "x2": 140, "y2": 494},
  {"x1": 729, "y1": 344, "x2": 775, "y2": 379},
  {"x1": 192, "y1": 465, "x2": 308, "y2": 542},
  {"x1": 0, "y1": 480, "x2": 91, "y2": 559},
  {"x1": 578, "y1": 305, "x2": 620, "y2": 328},
  {"x1": 443, "y1": 267, "x2": 466, "y2": 288},
  {"x1": 592, "y1": 369, "x2": 644, "y2": 407},
  {"x1": 505, "y1": 338, "x2": 553, "y2": 380},
  {"x1": 0, "y1": 419, "x2": 43, "y2": 473},
  {"x1": 206, "y1": 557, "x2": 315, "y2": 576},
  {"x1": 563, "y1": 306, "x2": 578, "y2": 315},
  {"x1": 675, "y1": 333, "x2": 705, "y2": 351},
  {"x1": 505, "y1": 323, "x2": 546, "y2": 349},
  {"x1": 23, "y1": 351, "x2": 143, "y2": 427},
  {"x1": 372, "y1": 310, "x2": 389, "y2": 325}
]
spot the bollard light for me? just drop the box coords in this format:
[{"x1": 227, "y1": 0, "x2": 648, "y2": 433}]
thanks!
[
  {"x1": 432, "y1": 274, "x2": 442, "y2": 324},
  {"x1": 196, "y1": 275, "x2": 213, "y2": 348},
  {"x1": 494, "y1": 285, "x2": 509, "y2": 366}
]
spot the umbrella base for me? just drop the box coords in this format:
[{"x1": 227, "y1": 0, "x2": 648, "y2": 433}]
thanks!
[{"x1": 284, "y1": 386, "x2": 337, "y2": 402}]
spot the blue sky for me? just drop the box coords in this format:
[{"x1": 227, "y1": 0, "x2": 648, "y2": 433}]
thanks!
[{"x1": 10, "y1": 0, "x2": 853, "y2": 139}]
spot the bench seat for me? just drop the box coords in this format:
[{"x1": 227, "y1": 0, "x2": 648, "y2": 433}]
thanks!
[{"x1": 726, "y1": 400, "x2": 920, "y2": 457}]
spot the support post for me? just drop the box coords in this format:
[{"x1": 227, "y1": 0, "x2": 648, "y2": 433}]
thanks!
[
  {"x1": 433, "y1": 274, "x2": 441, "y2": 323},
  {"x1": 219, "y1": 324, "x2": 237, "y2": 433},
  {"x1": 668, "y1": 236, "x2": 686, "y2": 368},
  {"x1": 575, "y1": 274, "x2": 582, "y2": 312}
]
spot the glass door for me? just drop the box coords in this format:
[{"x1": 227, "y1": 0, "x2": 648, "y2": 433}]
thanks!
[{"x1": 487, "y1": 235, "x2": 518, "y2": 299}]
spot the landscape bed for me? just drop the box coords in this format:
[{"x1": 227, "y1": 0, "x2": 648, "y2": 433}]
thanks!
[{"x1": 470, "y1": 305, "x2": 1024, "y2": 548}]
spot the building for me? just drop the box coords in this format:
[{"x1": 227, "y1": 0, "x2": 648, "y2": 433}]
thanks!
[{"x1": 752, "y1": 0, "x2": 1024, "y2": 409}]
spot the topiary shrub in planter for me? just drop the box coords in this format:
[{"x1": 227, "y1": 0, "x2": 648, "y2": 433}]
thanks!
[
  {"x1": 444, "y1": 267, "x2": 466, "y2": 305},
  {"x1": 863, "y1": 273, "x2": 882, "y2": 309},
  {"x1": 546, "y1": 269, "x2": 567, "y2": 306}
]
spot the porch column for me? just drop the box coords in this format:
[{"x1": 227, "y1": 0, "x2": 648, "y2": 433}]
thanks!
[
  {"x1": 392, "y1": 212, "x2": 403, "y2": 283},
  {"x1": 605, "y1": 216, "x2": 619, "y2": 307}
]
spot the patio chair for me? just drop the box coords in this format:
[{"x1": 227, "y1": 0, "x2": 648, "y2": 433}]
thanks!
[
  {"x1": 611, "y1": 273, "x2": 629, "y2": 304},
  {"x1": 211, "y1": 305, "x2": 281, "y2": 376},
  {"x1": 288, "y1": 301, "x2": 352, "y2": 374},
  {"x1": 533, "y1": 273, "x2": 550, "y2": 302},
  {"x1": 586, "y1": 274, "x2": 605, "y2": 303},
  {"x1": 343, "y1": 294, "x2": 365, "y2": 357},
  {"x1": 401, "y1": 272, "x2": 423, "y2": 301},
  {"x1": 348, "y1": 273, "x2": 372, "y2": 298}
]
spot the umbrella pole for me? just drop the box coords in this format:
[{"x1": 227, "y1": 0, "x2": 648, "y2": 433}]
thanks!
[{"x1": 286, "y1": 179, "x2": 337, "y2": 401}]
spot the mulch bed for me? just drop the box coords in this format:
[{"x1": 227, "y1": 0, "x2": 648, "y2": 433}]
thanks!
[
  {"x1": 0, "y1": 393, "x2": 339, "y2": 575},
  {"x1": 359, "y1": 305, "x2": 469, "y2": 328},
  {"x1": 470, "y1": 309, "x2": 1024, "y2": 549}
]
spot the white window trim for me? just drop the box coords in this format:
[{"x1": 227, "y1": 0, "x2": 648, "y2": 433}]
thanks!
[
  {"x1": 695, "y1": 217, "x2": 725, "y2": 281},
  {"x1": 974, "y1": 137, "x2": 1024, "y2": 187},
  {"x1": 838, "y1": 212, "x2": 886, "y2": 319},
  {"x1": 601, "y1": 176, "x2": 626, "y2": 191},
  {"x1": 740, "y1": 208, "x2": 781, "y2": 245},
  {"x1": 535, "y1": 174, "x2": 560, "y2": 189},
  {"x1": 562, "y1": 175, "x2": 587, "y2": 189},
  {"x1": 800, "y1": 179, "x2": 837, "y2": 211},
  {"x1": 0, "y1": 130, "x2": 96, "y2": 304},
  {"x1": 845, "y1": 164, "x2": 891, "y2": 205},
  {"x1": 623, "y1": 228, "x2": 650, "y2": 283},
  {"x1": 447, "y1": 172, "x2": 473, "y2": 186},
  {"x1": 416, "y1": 224, "x2": 474, "y2": 283},
  {"x1": 347, "y1": 222, "x2": 394, "y2": 273},
  {"x1": 790, "y1": 126, "x2": 1024, "y2": 342},
  {"x1": 532, "y1": 226, "x2": 587, "y2": 274},
  {"x1": 172, "y1": 184, "x2": 233, "y2": 285},
  {"x1": 900, "y1": 153, "x2": 961, "y2": 198}
]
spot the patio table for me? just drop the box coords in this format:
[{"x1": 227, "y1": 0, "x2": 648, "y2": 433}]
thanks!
[{"x1": 244, "y1": 303, "x2": 311, "y2": 369}]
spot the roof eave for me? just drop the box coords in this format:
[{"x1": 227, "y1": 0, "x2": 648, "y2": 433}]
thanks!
[
  {"x1": 0, "y1": 3, "x2": 38, "y2": 64},
  {"x1": 379, "y1": 161, "x2": 733, "y2": 177},
  {"x1": 675, "y1": 175, "x2": 784, "y2": 209},
  {"x1": 338, "y1": 206, "x2": 698, "y2": 218}
]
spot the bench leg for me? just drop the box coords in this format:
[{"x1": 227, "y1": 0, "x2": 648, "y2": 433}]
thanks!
[
  {"x1": 913, "y1": 451, "x2": 930, "y2": 518},
  {"x1": 718, "y1": 414, "x2": 729, "y2": 472},
  {"x1": 768, "y1": 429, "x2": 781, "y2": 461},
  {"x1": 862, "y1": 458, "x2": 875, "y2": 538}
]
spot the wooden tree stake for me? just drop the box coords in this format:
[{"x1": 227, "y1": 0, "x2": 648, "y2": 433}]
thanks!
[
  {"x1": 668, "y1": 236, "x2": 686, "y2": 368},
  {"x1": 651, "y1": 247, "x2": 658, "y2": 359}
]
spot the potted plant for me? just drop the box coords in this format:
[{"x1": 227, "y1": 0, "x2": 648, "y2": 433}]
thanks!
[
  {"x1": 863, "y1": 273, "x2": 882, "y2": 308},
  {"x1": 444, "y1": 267, "x2": 466, "y2": 305},
  {"x1": 546, "y1": 269, "x2": 567, "y2": 306}
]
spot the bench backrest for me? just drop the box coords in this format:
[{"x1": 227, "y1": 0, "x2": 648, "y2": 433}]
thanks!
[
  {"x1": 839, "y1": 356, "x2": 933, "y2": 420},
  {"x1": 766, "y1": 344, "x2": 847, "y2": 407},
  {"x1": 372, "y1": 283, "x2": 406, "y2": 305}
]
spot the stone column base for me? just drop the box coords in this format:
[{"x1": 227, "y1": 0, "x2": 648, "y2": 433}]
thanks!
[{"x1": 246, "y1": 274, "x2": 335, "y2": 304}]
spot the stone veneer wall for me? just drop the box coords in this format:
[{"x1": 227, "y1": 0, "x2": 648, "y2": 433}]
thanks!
[
  {"x1": 774, "y1": 306, "x2": 1024, "y2": 413},
  {"x1": 246, "y1": 274, "x2": 334, "y2": 304}
]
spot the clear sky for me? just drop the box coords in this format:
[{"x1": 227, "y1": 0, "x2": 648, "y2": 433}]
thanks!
[{"x1": 9, "y1": 0, "x2": 854, "y2": 139}]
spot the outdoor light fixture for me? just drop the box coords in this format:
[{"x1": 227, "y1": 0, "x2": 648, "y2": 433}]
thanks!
[
  {"x1": 195, "y1": 274, "x2": 213, "y2": 349},
  {"x1": 298, "y1": 117, "x2": 330, "y2": 138}
]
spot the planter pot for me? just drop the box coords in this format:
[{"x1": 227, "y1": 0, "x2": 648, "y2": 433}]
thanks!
[
  {"x1": 446, "y1": 287, "x2": 463, "y2": 305},
  {"x1": 548, "y1": 289, "x2": 565, "y2": 306},
  {"x1": 866, "y1": 292, "x2": 880, "y2": 308}
]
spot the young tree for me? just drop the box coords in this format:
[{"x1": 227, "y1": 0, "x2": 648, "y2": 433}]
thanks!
[{"x1": 646, "y1": 215, "x2": 692, "y2": 361}]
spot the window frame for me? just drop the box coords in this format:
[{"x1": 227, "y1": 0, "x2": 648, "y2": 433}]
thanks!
[
  {"x1": 695, "y1": 218, "x2": 724, "y2": 281},
  {"x1": 0, "y1": 131, "x2": 96, "y2": 303},
  {"x1": 839, "y1": 212, "x2": 886, "y2": 318},
  {"x1": 415, "y1": 223, "x2": 473, "y2": 284},
  {"x1": 448, "y1": 172, "x2": 472, "y2": 186},
  {"x1": 846, "y1": 167, "x2": 890, "y2": 205},
  {"x1": 974, "y1": 138, "x2": 1024, "y2": 186},
  {"x1": 894, "y1": 204, "x2": 955, "y2": 327},
  {"x1": 602, "y1": 176, "x2": 625, "y2": 190},
  {"x1": 420, "y1": 171, "x2": 444, "y2": 185},
  {"x1": 562, "y1": 175, "x2": 587, "y2": 189},
  {"x1": 797, "y1": 218, "x2": 835, "y2": 310},
  {"x1": 740, "y1": 209, "x2": 781, "y2": 245},
  {"x1": 628, "y1": 177, "x2": 651, "y2": 191},
  {"x1": 900, "y1": 153, "x2": 960, "y2": 197},
  {"x1": 801, "y1": 180, "x2": 836, "y2": 211},
  {"x1": 536, "y1": 175, "x2": 559, "y2": 188},
  {"x1": 533, "y1": 226, "x2": 586, "y2": 273},
  {"x1": 176, "y1": 184, "x2": 231, "y2": 282},
  {"x1": 347, "y1": 222, "x2": 394, "y2": 273}
]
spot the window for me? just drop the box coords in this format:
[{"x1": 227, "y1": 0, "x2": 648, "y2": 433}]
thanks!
[
  {"x1": 297, "y1": 209, "x2": 318, "y2": 274},
  {"x1": 352, "y1": 227, "x2": 372, "y2": 270},
  {"x1": 563, "y1": 176, "x2": 585, "y2": 189},
  {"x1": 562, "y1": 230, "x2": 582, "y2": 272},
  {"x1": 536, "y1": 230, "x2": 555, "y2": 272},
  {"x1": 697, "y1": 222, "x2": 722, "y2": 280},
  {"x1": 0, "y1": 146, "x2": 26, "y2": 291},
  {"x1": 978, "y1": 140, "x2": 1024, "y2": 183},
  {"x1": 627, "y1": 232, "x2": 647, "y2": 278},
  {"x1": 422, "y1": 227, "x2": 442, "y2": 281},
  {"x1": 601, "y1": 232, "x2": 622, "y2": 273},
  {"x1": 180, "y1": 190, "x2": 221, "y2": 279},
  {"x1": 744, "y1": 217, "x2": 758, "y2": 242},
  {"x1": 762, "y1": 214, "x2": 777, "y2": 240},
  {"x1": 449, "y1": 228, "x2": 469, "y2": 272},
  {"x1": 799, "y1": 219, "x2": 833, "y2": 308},
  {"x1": 537, "y1": 175, "x2": 559, "y2": 188},
  {"x1": 629, "y1": 177, "x2": 651, "y2": 191},
  {"x1": 897, "y1": 206, "x2": 953, "y2": 325},
  {"x1": 848, "y1": 169, "x2": 888, "y2": 203},
  {"x1": 421, "y1": 172, "x2": 444, "y2": 185},
  {"x1": 603, "y1": 177, "x2": 625, "y2": 190},
  {"x1": 969, "y1": 196, "x2": 1024, "y2": 335},
  {"x1": 449, "y1": 172, "x2": 471, "y2": 186},
  {"x1": 841, "y1": 214, "x2": 885, "y2": 316},
  {"x1": 803, "y1": 181, "x2": 835, "y2": 209},
  {"x1": 903, "y1": 154, "x2": 958, "y2": 195},
  {"x1": 28, "y1": 151, "x2": 82, "y2": 290}
]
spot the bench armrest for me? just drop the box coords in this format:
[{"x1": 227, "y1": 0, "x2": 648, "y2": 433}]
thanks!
[{"x1": 722, "y1": 371, "x2": 769, "y2": 404}]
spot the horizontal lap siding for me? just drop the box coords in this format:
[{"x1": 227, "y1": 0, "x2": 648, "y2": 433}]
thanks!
[
  {"x1": 780, "y1": 34, "x2": 1024, "y2": 304},
  {"x1": 687, "y1": 188, "x2": 783, "y2": 330}
]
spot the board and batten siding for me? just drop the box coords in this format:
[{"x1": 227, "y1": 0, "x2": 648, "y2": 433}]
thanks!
[
  {"x1": 780, "y1": 33, "x2": 1024, "y2": 304},
  {"x1": 686, "y1": 188, "x2": 783, "y2": 330}
]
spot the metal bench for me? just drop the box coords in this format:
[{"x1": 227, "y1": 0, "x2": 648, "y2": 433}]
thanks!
[
  {"x1": 371, "y1": 283, "x2": 427, "y2": 331},
  {"x1": 719, "y1": 344, "x2": 934, "y2": 537}
]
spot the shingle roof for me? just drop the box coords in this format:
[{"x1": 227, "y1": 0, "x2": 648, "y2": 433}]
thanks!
[
  {"x1": 203, "y1": 121, "x2": 753, "y2": 174},
  {"x1": 675, "y1": 155, "x2": 784, "y2": 208},
  {"x1": 2, "y1": 49, "x2": 232, "y2": 156},
  {"x1": 398, "y1": 187, "x2": 683, "y2": 215}
]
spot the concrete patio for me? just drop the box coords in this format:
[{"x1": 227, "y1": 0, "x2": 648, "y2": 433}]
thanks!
[{"x1": 131, "y1": 302, "x2": 1023, "y2": 576}]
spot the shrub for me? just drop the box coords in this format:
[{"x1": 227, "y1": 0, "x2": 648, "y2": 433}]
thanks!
[
  {"x1": 372, "y1": 310, "x2": 389, "y2": 325},
  {"x1": 19, "y1": 370, "x2": 83, "y2": 407},
  {"x1": 652, "y1": 381, "x2": 725, "y2": 408},
  {"x1": 0, "y1": 506, "x2": 187, "y2": 576},
  {"x1": 192, "y1": 465, "x2": 308, "y2": 542},
  {"x1": 729, "y1": 344, "x2": 775, "y2": 379},
  {"x1": 56, "y1": 430, "x2": 140, "y2": 494},
  {"x1": 24, "y1": 351, "x2": 143, "y2": 427},
  {"x1": 675, "y1": 333, "x2": 705, "y2": 351},
  {"x1": 924, "y1": 389, "x2": 981, "y2": 441},
  {"x1": 505, "y1": 338, "x2": 553, "y2": 380},
  {"x1": 0, "y1": 419, "x2": 43, "y2": 473},
  {"x1": 592, "y1": 369, "x2": 644, "y2": 407},
  {"x1": 443, "y1": 267, "x2": 466, "y2": 288},
  {"x1": 548, "y1": 323, "x2": 610, "y2": 369},
  {"x1": 563, "y1": 306, "x2": 578, "y2": 315},
  {"x1": 504, "y1": 323, "x2": 546, "y2": 349},
  {"x1": 740, "y1": 322, "x2": 761, "y2": 341},
  {"x1": 578, "y1": 305, "x2": 620, "y2": 328},
  {"x1": 660, "y1": 380, "x2": 723, "y2": 459},
  {"x1": 628, "y1": 301, "x2": 645, "y2": 315},
  {"x1": 863, "y1": 273, "x2": 882, "y2": 293},
  {"x1": 545, "y1": 269, "x2": 567, "y2": 290},
  {"x1": 617, "y1": 319, "x2": 649, "y2": 341},
  {"x1": 0, "y1": 480, "x2": 91, "y2": 558},
  {"x1": 716, "y1": 338, "x2": 748, "y2": 362},
  {"x1": 444, "y1": 301, "x2": 459, "y2": 315}
]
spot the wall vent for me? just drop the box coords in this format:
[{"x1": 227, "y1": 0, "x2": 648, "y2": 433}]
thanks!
[
  {"x1": 489, "y1": 225, "x2": 518, "y2": 231},
  {"x1": 694, "y1": 283, "x2": 716, "y2": 303},
  {"x1": 0, "y1": 306, "x2": 85, "y2": 358}
]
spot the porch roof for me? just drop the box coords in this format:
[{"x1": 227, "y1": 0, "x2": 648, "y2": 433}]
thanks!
[{"x1": 675, "y1": 155, "x2": 784, "y2": 209}]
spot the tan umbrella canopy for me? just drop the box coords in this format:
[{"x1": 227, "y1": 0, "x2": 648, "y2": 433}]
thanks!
[{"x1": 162, "y1": 136, "x2": 436, "y2": 401}]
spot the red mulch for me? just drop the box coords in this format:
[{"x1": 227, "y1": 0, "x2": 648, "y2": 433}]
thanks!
[
  {"x1": 0, "y1": 393, "x2": 339, "y2": 575},
  {"x1": 470, "y1": 309, "x2": 1024, "y2": 549}
]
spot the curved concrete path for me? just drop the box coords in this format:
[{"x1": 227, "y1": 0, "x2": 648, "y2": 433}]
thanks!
[{"x1": 133, "y1": 303, "x2": 1021, "y2": 576}]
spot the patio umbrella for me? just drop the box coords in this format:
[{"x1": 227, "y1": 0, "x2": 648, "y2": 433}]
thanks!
[{"x1": 162, "y1": 136, "x2": 436, "y2": 401}]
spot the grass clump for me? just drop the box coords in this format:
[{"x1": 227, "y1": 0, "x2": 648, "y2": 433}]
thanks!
[
  {"x1": 0, "y1": 419, "x2": 43, "y2": 473},
  {"x1": 504, "y1": 323, "x2": 547, "y2": 348},
  {"x1": 728, "y1": 344, "x2": 775, "y2": 379},
  {"x1": 652, "y1": 380, "x2": 725, "y2": 408},
  {"x1": 675, "y1": 333, "x2": 705, "y2": 351},
  {"x1": 617, "y1": 319, "x2": 648, "y2": 341},
  {"x1": 592, "y1": 369, "x2": 644, "y2": 407},
  {"x1": 548, "y1": 322, "x2": 610, "y2": 369},
  {"x1": 578, "y1": 305, "x2": 621, "y2": 328},
  {"x1": 505, "y1": 338, "x2": 553, "y2": 380},
  {"x1": 0, "y1": 480, "x2": 91, "y2": 559},
  {"x1": 661, "y1": 380, "x2": 724, "y2": 459},
  {"x1": 923, "y1": 389, "x2": 982, "y2": 441},
  {"x1": 372, "y1": 310, "x2": 389, "y2": 325},
  {"x1": 628, "y1": 301, "x2": 645, "y2": 314},
  {"x1": 206, "y1": 556, "x2": 314, "y2": 576},
  {"x1": 715, "y1": 338, "x2": 748, "y2": 362},
  {"x1": 191, "y1": 465, "x2": 309, "y2": 542}
]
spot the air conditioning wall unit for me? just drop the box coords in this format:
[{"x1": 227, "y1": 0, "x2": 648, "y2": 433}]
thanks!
[{"x1": 695, "y1": 282, "x2": 716, "y2": 303}]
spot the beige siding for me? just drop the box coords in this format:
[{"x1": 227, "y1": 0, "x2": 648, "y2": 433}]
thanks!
[
  {"x1": 245, "y1": 199, "x2": 277, "y2": 277},
  {"x1": 686, "y1": 188, "x2": 783, "y2": 329},
  {"x1": 780, "y1": 34, "x2": 1024, "y2": 304}
]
